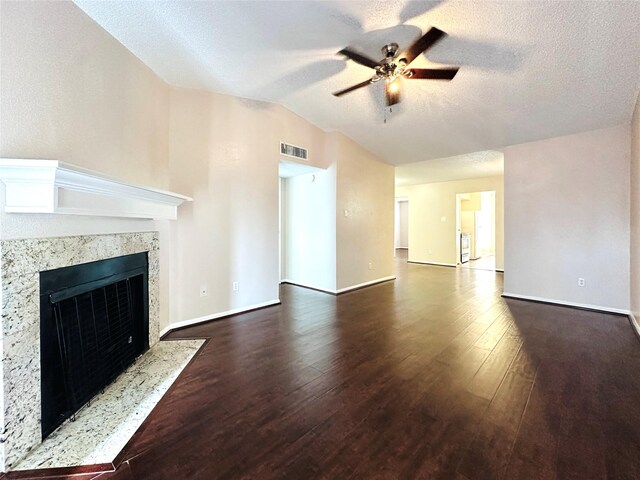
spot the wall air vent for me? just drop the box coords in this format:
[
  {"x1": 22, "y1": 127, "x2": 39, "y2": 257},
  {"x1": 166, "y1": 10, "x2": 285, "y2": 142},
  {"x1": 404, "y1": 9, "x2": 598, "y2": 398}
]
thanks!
[{"x1": 280, "y1": 142, "x2": 308, "y2": 161}]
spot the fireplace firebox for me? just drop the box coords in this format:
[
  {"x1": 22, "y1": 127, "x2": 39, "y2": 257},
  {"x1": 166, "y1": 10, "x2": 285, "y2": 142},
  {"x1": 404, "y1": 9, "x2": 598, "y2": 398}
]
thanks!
[{"x1": 39, "y1": 252, "x2": 149, "y2": 439}]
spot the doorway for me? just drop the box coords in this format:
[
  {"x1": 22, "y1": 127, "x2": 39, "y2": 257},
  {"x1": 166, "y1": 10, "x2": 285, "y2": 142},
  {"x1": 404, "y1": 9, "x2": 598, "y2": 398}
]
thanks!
[
  {"x1": 394, "y1": 198, "x2": 408, "y2": 257},
  {"x1": 278, "y1": 159, "x2": 329, "y2": 285},
  {"x1": 455, "y1": 191, "x2": 496, "y2": 271}
]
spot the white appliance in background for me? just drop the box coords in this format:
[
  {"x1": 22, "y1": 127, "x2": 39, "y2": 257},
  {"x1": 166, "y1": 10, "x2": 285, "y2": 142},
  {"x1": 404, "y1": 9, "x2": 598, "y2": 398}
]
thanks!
[
  {"x1": 460, "y1": 232, "x2": 471, "y2": 263},
  {"x1": 460, "y1": 211, "x2": 481, "y2": 260}
]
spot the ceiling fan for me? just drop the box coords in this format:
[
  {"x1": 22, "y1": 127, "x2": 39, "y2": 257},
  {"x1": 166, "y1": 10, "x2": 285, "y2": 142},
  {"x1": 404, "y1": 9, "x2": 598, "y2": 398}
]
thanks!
[{"x1": 332, "y1": 27, "x2": 459, "y2": 107}]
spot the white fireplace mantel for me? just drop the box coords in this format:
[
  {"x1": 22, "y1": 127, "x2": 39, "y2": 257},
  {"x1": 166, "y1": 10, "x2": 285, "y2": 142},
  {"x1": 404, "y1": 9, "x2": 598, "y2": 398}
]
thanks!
[{"x1": 0, "y1": 159, "x2": 192, "y2": 220}]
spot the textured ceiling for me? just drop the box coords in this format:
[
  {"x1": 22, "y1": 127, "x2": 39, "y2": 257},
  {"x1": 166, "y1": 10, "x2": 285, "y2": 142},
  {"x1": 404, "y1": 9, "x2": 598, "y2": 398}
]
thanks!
[
  {"x1": 395, "y1": 150, "x2": 503, "y2": 186},
  {"x1": 74, "y1": 0, "x2": 640, "y2": 166}
]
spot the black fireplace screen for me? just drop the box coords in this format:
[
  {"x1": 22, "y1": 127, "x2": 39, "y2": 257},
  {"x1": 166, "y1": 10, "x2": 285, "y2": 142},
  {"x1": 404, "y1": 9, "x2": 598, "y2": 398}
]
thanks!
[{"x1": 40, "y1": 253, "x2": 149, "y2": 439}]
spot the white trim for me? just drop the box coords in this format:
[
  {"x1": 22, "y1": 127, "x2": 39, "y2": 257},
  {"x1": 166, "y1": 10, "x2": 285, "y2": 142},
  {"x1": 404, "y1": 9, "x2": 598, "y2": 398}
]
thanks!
[
  {"x1": 280, "y1": 279, "x2": 336, "y2": 294},
  {"x1": 408, "y1": 260, "x2": 457, "y2": 267},
  {"x1": 281, "y1": 276, "x2": 396, "y2": 295},
  {"x1": 0, "y1": 159, "x2": 192, "y2": 219},
  {"x1": 502, "y1": 292, "x2": 631, "y2": 316},
  {"x1": 159, "y1": 325, "x2": 173, "y2": 338},
  {"x1": 335, "y1": 276, "x2": 396, "y2": 294},
  {"x1": 496, "y1": 269, "x2": 505, "y2": 272},
  {"x1": 629, "y1": 312, "x2": 640, "y2": 338},
  {"x1": 160, "y1": 299, "x2": 281, "y2": 336}
]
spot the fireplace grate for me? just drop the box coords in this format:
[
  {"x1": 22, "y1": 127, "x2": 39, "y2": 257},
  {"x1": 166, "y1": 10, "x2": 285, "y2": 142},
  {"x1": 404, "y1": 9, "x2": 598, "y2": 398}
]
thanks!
[
  {"x1": 40, "y1": 252, "x2": 149, "y2": 439},
  {"x1": 52, "y1": 278, "x2": 140, "y2": 418}
]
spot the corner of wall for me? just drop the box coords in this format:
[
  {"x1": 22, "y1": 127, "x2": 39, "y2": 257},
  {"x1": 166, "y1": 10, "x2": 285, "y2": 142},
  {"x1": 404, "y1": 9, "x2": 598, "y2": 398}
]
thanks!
[
  {"x1": 504, "y1": 126, "x2": 631, "y2": 311},
  {"x1": 334, "y1": 133, "x2": 395, "y2": 290},
  {"x1": 630, "y1": 89, "x2": 640, "y2": 319}
]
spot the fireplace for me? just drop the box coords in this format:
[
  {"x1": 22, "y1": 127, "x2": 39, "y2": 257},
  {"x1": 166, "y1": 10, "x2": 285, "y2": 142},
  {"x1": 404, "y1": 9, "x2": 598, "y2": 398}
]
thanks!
[
  {"x1": 39, "y1": 253, "x2": 149, "y2": 438},
  {"x1": 0, "y1": 232, "x2": 160, "y2": 470}
]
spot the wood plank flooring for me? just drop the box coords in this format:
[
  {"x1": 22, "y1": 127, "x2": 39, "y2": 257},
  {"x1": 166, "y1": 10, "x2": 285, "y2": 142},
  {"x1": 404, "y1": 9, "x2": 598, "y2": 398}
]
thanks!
[{"x1": 26, "y1": 251, "x2": 640, "y2": 479}]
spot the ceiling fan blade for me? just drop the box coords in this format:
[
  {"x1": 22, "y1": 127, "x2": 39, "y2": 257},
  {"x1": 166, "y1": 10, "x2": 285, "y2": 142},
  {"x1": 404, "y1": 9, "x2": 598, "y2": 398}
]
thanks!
[
  {"x1": 385, "y1": 81, "x2": 401, "y2": 106},
  {"x1": 400, "y1": 27, "x2": 446, "y2": 66},
  {"x1": 406, "y1": 68, "x2": 459, "y2": 80},
  {"x1": 332, "y1": 79, "x2": 373, "y2": 97},
  {"x1": 338, "y1": 48, "x2": 380, "y2": 69}
]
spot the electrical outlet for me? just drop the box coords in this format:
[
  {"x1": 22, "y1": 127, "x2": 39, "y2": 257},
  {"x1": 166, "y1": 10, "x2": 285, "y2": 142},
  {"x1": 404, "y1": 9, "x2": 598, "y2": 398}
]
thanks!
[
  {"x1": 368, "y1": 262, "x2": 373, "y2": 270},
  {"x1": 441, "y1": 216, "x2": 447, "y2": 222},
  {"x1": 233, "y1": 281, "x2": 239, "y2": 291},
  {"x1": 428, "y1": 249, "x2": 432, "y2": 254},
  {"x1": 344, "y1": 209, "x2": 349, "y2": 217},
  {"x1": 199, "y1": 284, "x2": 208, "y2": 297},
  {"x1": 578, "y1": 278, "x2": 585, "y2": 287}
]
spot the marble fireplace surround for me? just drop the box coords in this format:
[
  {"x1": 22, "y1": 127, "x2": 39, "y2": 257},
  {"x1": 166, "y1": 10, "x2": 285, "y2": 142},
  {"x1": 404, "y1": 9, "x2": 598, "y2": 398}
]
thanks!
[{"x1": 0, "y1": 231, "x2": 160, "y2": 471}]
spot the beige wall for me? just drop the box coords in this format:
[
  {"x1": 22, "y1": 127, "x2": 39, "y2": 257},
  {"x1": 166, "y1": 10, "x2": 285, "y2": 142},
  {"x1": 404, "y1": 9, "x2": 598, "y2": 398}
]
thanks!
[
  {"x1": 0, "y1": 1, "x2": 170, "y2": 188},
  {"x1": 334, "y1": 132, "x2": 395, "y2": 290},
  {"x1": 395, "y1": 201, "x2": 408, "y2": 249},
  {"x1": 396, "y1": 176, "x2": 504, "y2": 269},
  {"x1": 1, "y1": 1, "x2": 395, "y2": 331},
  {"x1": 283, "y1": 132, "x2": 394, "y2": 292},
  {"x1": 503, "y1": 125, "x2": 630, "y2": 311},
  {"x1": 483, "y1": 191, "x2": 497, "y2": 256},
  {"x1": 168, "y1": 88, "x2": 334, "y2": 322},
  {"x1": 631, "y1": 93, "x2": 640, "y2": 319},
  {"x1": 460, "y1": 193, "x2": 482, "y2": 211},
  {"x1": 0, "y1": 0, "x2": 173, "y2": 329},
  {"x1": 169, "y1": 87, "x2": 394, "y2": 317}
]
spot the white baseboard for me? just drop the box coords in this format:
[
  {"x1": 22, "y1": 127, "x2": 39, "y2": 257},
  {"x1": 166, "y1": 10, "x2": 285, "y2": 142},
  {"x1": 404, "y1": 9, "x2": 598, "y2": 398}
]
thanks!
[
  {"x1": 502, "y1": 292, "x2": 631, "y2": 316},
  {"x1": 281, "y1": 276, "x2": 396, "y2": 295},
  {"x1": 335, "y1": 276, "x2": 396, "y2": 294},
  {"x1": 496, "y1": 269, "x2": 504, "y2": 273},
  {"x1": 159, "y1": 325, "x2": 173, "y2": 338},
  {"x1": 630, "y1": 312, "x2": 640, "y2": 338},
  {"x1": 280, "y1": 279, "x2": 336, "y2": 294},
  {"x1": 160, "y1": 299, "x2": 281, "y2": 337},
  {"x1": 408, "y1": 260, "x2": 457, "y2": 267}
]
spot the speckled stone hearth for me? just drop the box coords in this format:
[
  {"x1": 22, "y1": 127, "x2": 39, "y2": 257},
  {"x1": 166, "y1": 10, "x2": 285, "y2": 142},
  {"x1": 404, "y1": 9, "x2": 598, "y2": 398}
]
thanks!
[
  {"x1": 13, "y1": 339, "x2": 204, "y2": 471},
  {"x1": 0, "y1": 232, "x2": 160, "y2": 471}
]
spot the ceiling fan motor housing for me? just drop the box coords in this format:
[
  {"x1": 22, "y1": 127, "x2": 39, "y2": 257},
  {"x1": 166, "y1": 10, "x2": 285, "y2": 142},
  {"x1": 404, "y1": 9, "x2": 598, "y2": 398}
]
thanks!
[{"x1": 381, "y1": 42, "x2": 399, "y2": 58}]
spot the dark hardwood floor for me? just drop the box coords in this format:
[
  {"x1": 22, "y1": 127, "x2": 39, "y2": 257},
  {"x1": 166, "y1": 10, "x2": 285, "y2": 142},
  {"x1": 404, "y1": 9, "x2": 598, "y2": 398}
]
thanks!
[{"x1": 33, "y1": 251, "x2": 640, "y2": 479}]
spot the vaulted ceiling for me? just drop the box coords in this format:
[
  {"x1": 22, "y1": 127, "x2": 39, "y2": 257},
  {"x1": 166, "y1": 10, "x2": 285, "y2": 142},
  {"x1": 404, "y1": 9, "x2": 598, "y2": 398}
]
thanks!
[{"x1": 75, "y1": 0, "x2": 640, "y2": 166}]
